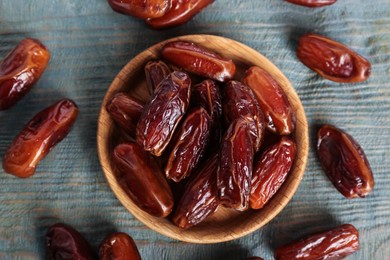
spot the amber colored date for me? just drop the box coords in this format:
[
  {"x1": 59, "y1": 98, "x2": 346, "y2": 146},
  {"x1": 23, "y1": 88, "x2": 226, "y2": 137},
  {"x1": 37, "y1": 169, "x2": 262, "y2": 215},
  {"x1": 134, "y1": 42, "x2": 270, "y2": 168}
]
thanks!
[
  {"x1": 161, "y1": 41, "x2": 236, "y2": 82},
  {"x1": 0, "y1": 38, "x2": 50, "y2": 110},
  {"x1": 285, "y1": 0, "x2": 336, "y2": 7},
  {"x1": 136, "y1": 71, "x2": 191, "y2": 157},
  {"x1": 223, "y1": 80, "x2": 265, "y2": 151},
  {"x1": 113, "y1": 142, "x2": 174, "y2": 217},
  {"x1": 106, "y1": 92, "x2": 144, "y2": 137},
  {"x1": 165, "y1": 107, "x2": 211, "y2": 182},
  {"x1": 46, "y1": 223, "x2": 97, "y2": 260},
  {"x1": 218, "y1": 118, "x2": 254, "y2": 211},
  {"x1": 107, "y1": 0, "x2": 171, "y2": 19},
  {"x1": 275, "y1": 224, "x2": 359, "y2": 260},
  {"x1": 146, "y1": 0, "x2": 214, "y2": 29},
  {"x1": 242, "y1": 66, "x2": 295, "y2": 135},
  {"x1": 172, "y1": 153, "x2": 219, "y2": 229},
  {"x1": 317, "y1": 124, "x2": 374, "y2": 198},
  {"x1": 145, "y1": 60, "x2": 172, "y2": 95},
  {"x1": 297, "y1": 34, "x2": 371, "y2": 83},
  {"x1": 99, "y1": 232, "x2": 141, "y2": 260},
  {"x1": 250, "y1": 137, "x2": 297, "y2": 209},
  {"x1": 2, "y1": 99, "x2": 78, "y2": 178}
]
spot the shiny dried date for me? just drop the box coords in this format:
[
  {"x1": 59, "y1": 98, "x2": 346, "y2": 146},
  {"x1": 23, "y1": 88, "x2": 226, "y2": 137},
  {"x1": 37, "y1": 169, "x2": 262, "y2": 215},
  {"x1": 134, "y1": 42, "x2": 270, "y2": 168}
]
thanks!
[
  {"x1": 275, "y1": 224, "x2": 359, "y2": 260},
  {"x1": 192, "y1": 79, "x2": 222, "y2": 120},
  {"x1": 297, "y1": 34, "x2": 371, "y2": 83},
  {"x1": 107, "y1": 0, "x2": 171, "y2": 19},
  {"x1": 146, "y1": 0, "x2": 214, "y2": 29},
  {"x1": 136, "y1": 71, "x2": 191, "y2": 156},
  {"x1": 285, "y1": 0, "x2": 336, "y2": 7},
  {"x1": 145, "y1": 60, "x2": 172, "y2": 95},
  {"x1": 112, "y1": 142, "x2": 174, "y2": 217},
  {"x1": 317, "y1": 124, "x2": 374, "y2": 198},
  {"x1": 172, "y1": 153, "x2": 219, "y2": 229},
  {"x1": 0, "y1": 38, "x2": 50, "y2": 110},
  {"x1": 99, "y1": 232, "x2": 141, "y2": 260},
  {"x1": 161, "y1": 41, "x2": 236, "y2": 82},
  {"x1": 250, "y1": 137, "x2": 297, "y2": 209},
  {"x1": 242, "y1": 66, "x2": 295, "y2": 135},
  {"x1": 165, "y1": 107, "x2": 211, "y2": 182},
  {"x1": 2, "y1": 99, "x2": 78, "y2": 178},
  {"x1": 218, "y1": 118, "x2": 254, "y2": 211},
  {"x1": 46, "y1": 223, "x2": 97, "y2": 260}
]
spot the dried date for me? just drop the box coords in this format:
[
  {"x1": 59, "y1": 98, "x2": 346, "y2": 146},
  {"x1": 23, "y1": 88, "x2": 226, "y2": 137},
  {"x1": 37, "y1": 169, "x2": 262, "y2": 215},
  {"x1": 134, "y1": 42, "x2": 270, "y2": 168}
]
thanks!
[
  {"x1": 275, "y1": 224, "x2": 359, "y2": 260},
  {"x1": 297, "y1": 34, "x2": 371, "y2": 83},
  {"x1": 161, "y1": 41, "x2": 236, "y2": 82},
  {"x1": 99, "y1": 232, "x2": 141, "y2": 260},
  {"x1": 112, "y1": 142, "x2": 174, "y2": 217},
  {"x1": 242, "y1": 66, "x2": 295, "y2": 135},
  {"x1": 317, "y1": 124, "x2": 374, "y2": 198},
  {"x1": 107, "y1": 0, "x2": 172, "y2": 19},
  {"x1": 136, "y1": 71, "x2": 191, "y2": 157},
  {"x1": 250, "y1": 137, "x2": 297, "y2": 209},
  {"x1": 0, "y1": 38, "x2": 50, "y2": 110},
  {"x1": 285, "y1": 0, "x2": 336, "y2": 7},
  {"x1": 46, "y1": 223, "x2": 97, "y2": 260},
  {"x1": 2, "y1": 99, "x2": 78, "y2": 178},
  {"x1": 145, "y1": 60, "x2": 172, "y2": 95}
]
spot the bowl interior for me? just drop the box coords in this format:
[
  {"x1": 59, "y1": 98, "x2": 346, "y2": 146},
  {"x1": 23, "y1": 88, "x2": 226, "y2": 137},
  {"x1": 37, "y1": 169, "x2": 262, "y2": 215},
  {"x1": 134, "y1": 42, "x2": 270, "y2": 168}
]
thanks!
[{"x1": 97, "y1": 34, "x2": 308, "y2": 243}]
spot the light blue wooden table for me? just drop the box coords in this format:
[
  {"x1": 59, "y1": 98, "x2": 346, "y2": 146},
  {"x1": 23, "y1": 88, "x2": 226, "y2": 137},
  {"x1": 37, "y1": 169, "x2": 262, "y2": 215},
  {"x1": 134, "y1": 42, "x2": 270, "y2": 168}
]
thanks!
[{"x1": 0, "y1": 0, "x2": 389, "y2": 259}]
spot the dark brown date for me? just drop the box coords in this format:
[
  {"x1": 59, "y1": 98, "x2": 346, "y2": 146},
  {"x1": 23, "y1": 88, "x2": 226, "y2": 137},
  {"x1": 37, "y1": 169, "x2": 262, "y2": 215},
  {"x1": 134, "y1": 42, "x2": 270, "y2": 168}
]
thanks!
[
  {"x1": 136, "y1": 71, "x2": 191, "y2": 157},
  {"x1": 275, "y1": 224, "x2": 359, "y2": 260},
  {"x1": 144, "y1": 60, "x2": 172, "y2": 95},
  {"x1": 161, "y1": 41, "x2": 236, "y2": 82},
  {"x1": 46, "y1": 223, "x2": 97, "y2": 260},
  {"x1": 107, "y1": 0, "x2": 171, "y2": 19},
  {"x1": 2, "y1": 99, "x2": 78, "y2": 178},
  {"x1": 192, "y1": 79, "x2": 222, "y2": 120},
  {"x1": 285, "y1": 0, "x2": 336, "y2": 7},
  {"x1": 242, "y1": 66, "x2": 295, "y2": 135},
  {"x1": 218, "y1": 118, "x2": 254, "y2": 211},
  {"x1": 317, "y1": 124, "x2": 374, "y2": 198},
  {"x1": 0, "y1": 38, "x2": 50, "y2": 110},
  {"x1": 297, "y1": 34, "x2": 371, "y2": 83},
  {"x1": 146, "y1": 0, "x2": 214, "y2": 29},
  {"x1": 172, "y1": 153, "x2": 219, "y2": 229},
  {"x1": 112, "y1": 142, "x2": 174, "y2": 217},
  {"x1": 223, "y1": 80, "x2": 265, "y2": 151},
  {"x1": 165, "y1": 107, "x2": 211, "y2": 182},
  {"x1": 99, "y1": 232, "x2": 141, "y2": 260},
  {"x1": 250, "y1": 137, "x2": 297, "y2": 209},
  {"x1": 106, "y1": 92, "x2": 144, "y2": 137}
]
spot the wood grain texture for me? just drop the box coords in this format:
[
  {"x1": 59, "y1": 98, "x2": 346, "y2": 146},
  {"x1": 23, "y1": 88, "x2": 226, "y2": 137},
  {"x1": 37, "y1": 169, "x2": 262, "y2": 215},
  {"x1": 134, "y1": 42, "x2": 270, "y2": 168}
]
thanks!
[{"x1": 1, "y1": 0, "x2": 390, "y2": 259}]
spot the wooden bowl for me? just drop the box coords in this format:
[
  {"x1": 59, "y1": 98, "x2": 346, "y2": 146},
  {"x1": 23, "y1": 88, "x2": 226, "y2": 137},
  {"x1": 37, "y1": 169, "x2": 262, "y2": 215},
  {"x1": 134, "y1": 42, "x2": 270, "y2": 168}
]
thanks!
[{"x1": 97, "y1": 34, "x2": 309, "y2": 243}]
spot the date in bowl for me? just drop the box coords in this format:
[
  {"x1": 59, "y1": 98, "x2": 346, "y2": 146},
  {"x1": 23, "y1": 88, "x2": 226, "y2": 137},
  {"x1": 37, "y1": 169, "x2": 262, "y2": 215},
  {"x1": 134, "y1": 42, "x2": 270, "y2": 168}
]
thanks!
[{"x1": 97, "y1": 34, "x2": 309, "y2": 243}]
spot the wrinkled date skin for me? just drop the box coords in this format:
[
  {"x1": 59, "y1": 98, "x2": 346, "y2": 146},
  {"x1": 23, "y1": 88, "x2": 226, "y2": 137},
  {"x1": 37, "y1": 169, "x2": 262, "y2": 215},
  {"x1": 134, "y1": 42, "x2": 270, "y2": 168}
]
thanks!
[
  {"x1": 99, "y1": 232, "x2": 141, "y2": 260},
  {"x1": 285, "y1": 0, "x2": 336, "y2": 7},
  {"x1": 250, "y1": 137, "x2": 297, "y2": 209},
  {"x1": 317, "y1": 124, "x2": 374, "y2": 198},
  {"x1": 297, "y1": 34, "x2": 371, "y2": 83},
  {"x1": 161, "y1": 41, "x2": 236, "y2": 82},
  {"x1": 107, "y1": 0, "x2": 171, "y2": 19},
  {"x1": 146, "y1": 0, "x2": 214, "y2": 29},
  {"x1": 242, "y1": 66, "x2": 295, "y2": 135},
  {"x1": 106, "y1": 92, "x2": 144, "y2": 137},
  {"x1": 46, "y1": 223, "x2": 97, "y2": 260},
  {"x1": 172, "y1": 153, "x2": 219, "y2": 229},
  {"x1": 218, "y1": 118, "x2": 254, "y2": 211},
  {"x1": 144, "y1": 60, "x2": 172, "y2": 95},
  {"x1": 2, "y1": 99, "x2": 78, "y2": 178},
  {"x1": 112, "y1": 142, "x2": 174, "y2": 217},
  {"x1": 136, "y1": 71, "x2": 191, "y2": 157},
  {"x1": 0, "y1": 38, "x2": 50, "y2": 110},
  {"x1": 223, "y1": 80, "x2": 265, "y2": 151},
  {"x1": 165, "y1": 107, "x2": 211, "y2": 182},
  {"x1": 275, "y1": 224, "x2": 359, "y2": 260}
]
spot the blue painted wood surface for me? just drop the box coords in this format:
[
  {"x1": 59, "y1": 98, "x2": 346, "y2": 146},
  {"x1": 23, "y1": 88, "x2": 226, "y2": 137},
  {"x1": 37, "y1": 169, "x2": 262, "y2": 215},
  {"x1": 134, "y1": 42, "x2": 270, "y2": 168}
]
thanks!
[{"x1": 0, "y1": 0, "x2": 389, "y2": 259}]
